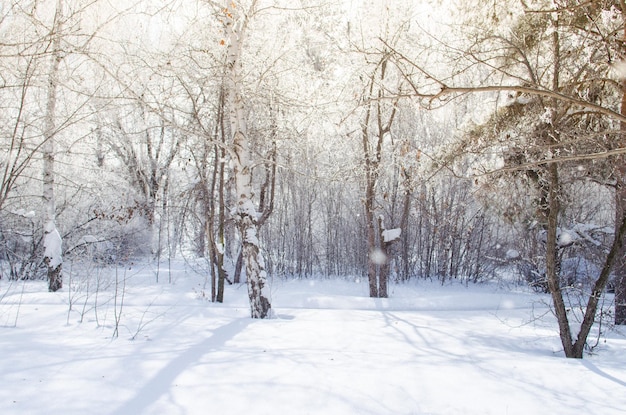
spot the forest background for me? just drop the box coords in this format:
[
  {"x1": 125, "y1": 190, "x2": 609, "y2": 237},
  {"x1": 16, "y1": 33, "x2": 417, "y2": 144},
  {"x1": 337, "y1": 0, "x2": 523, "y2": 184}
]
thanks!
[{"x1": 2, "y1": 0, "x2": 626, "y2": 358}]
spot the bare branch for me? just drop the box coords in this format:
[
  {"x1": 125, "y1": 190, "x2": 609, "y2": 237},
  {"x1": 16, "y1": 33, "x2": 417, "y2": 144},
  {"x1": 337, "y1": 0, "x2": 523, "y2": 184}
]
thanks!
[{"x1": 382, "y1": 40, "x2": 626, "y2": 124}]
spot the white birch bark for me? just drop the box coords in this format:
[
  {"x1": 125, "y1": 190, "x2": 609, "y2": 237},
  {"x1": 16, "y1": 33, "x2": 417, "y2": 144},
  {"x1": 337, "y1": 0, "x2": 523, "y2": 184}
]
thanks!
[
  {"x1": 42, "y1": 0, "x2": 64, "y2": 292},
  {"x1": 220, "y1": 0, "x2": 271, "y2": 318}
]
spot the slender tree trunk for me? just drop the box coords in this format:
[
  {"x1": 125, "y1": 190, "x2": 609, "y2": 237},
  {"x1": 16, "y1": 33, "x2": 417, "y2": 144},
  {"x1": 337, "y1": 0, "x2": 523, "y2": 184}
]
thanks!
[
  {"x1": 365, "y1": 182, "x2": 378, "y2": 298},
  {"x1": 360, "y1": 72, "x2": 379, "y2": 297},
  {"x1": 573, "y1": 210, "x2": 626, "y2": 356},
  {"x1": 43, "y1": 0, "x2": 64, "y2": 292},
  {"x1": 362, "y1": 110, "x2": 379, "y2": 298},
  {"x1": 378, "y1": 217, "x2": 389, "y2": 298},
  {"x1": 215, "y1": 139, "x2": 228, "y2": 303},
  {"x1": 615, "y1": 123, "x2": 626, "y2": 324},
  {"x1": 209, "y1": 113, "x2": 229, "y2": 303},
  {"x1": 615, "y1": 191, "x2": 626, "y2": 325},
  {"x1": 203, "y1": 96, "x2": 227, "y2": 302},
  {"x1": 542, "y1": 22, "x2": 579, "y2": 357},
  {"x1": 543, "y1": 164, "x2": 576, "y2": 357},
  {"x1": 360, "y1": 57, "x2": 397, "y2": 298},
  {"x1": 614, "y1": 0, "x2": 626, "y2": 325},
  {"x1": 221, "y1": 1, "x2": 271, "y2": 318},
  {"x1": 207, "y1": 139, "x2": 219, "y2": 302},
  {"x1": 399, "y1": 168, "x2": 411, "y2": 281},
  {"x1": 233, "y1": 250, "x2": 243, "y2": 284}
]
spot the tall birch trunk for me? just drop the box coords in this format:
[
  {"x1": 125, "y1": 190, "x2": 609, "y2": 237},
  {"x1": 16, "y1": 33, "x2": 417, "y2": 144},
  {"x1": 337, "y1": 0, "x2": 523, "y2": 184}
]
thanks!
[
  {"x1": 221, "y1": 1, "x2": 271, "y2": 318},
  {"x1": 43, "y1": 0, "x2": 64, "y2": 292}
]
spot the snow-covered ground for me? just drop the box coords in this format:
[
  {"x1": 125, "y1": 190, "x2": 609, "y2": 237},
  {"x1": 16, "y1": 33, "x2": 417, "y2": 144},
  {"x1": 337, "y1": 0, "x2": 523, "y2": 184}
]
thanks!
[{"x1": 1, "y1": 262, "x2": 625, "y2": 415}]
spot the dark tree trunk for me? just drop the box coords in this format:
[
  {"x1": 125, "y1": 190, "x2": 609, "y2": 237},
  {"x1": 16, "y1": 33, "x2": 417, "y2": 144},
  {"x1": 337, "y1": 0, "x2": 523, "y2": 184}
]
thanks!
[
  {"x1": 365, "y1": 181, "x2": 378, "y2": 298},
  {"x1": 215, "y1": 153, "x2": 227, "y2": 303},
  {"x1": 47, "y1": 263, "x2": 62, "y2": 292},
  {"x1": 233, "y1": 250, "x2": 243, "y2": 284},
  {"x1": 614, "y1": 168, "x2": 626, "y2": 325},
  {"x1": 615, "y1": 270, "x2": 626, "y2": 325},
  {"x1": 614, "y1": 0, "x2": 626, "y2": 325},
  {"x1": 572, "y1": 210, "x2": 626, "y2": 356},
  {"x1": 362, "y1": 76, "x2": 379, "y2": 298},
  {"x1": 543, "y1": 164, "x2": 577, "y2": 357},
  {"x1": 360, "y1": 56, "x2": 397, "y2": 298},
  {"x1": 399, "y1": 170, "x2": 411, "y2": 281},
  {"x1": 378, "y1": 217, "x2": 389, "y2": 298}
]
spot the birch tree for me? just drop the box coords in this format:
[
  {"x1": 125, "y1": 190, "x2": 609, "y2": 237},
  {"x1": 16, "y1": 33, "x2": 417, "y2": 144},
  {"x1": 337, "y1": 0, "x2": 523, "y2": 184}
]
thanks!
[
  {"x1": 38, "y1": 0, "x2": 126, "y2": 289},
  {"x1": 41, "y1": 0, "x2": 64, "y2": 292},
  {"x1": 213, "y1": 0, "x2": 271, "y2": 318}
]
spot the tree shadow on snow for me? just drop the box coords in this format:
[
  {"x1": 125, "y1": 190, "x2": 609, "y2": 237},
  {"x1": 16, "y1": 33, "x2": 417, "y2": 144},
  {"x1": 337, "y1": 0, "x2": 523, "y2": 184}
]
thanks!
[
  {"x1": 109, "y1": 318, "x2": 251, "y2": 415},
  {"x1": 581, "y1": 360, "x2": 626, "y2": 388}
]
